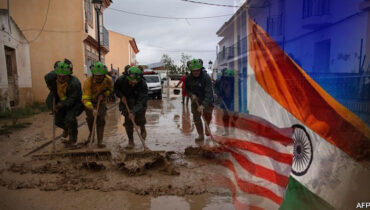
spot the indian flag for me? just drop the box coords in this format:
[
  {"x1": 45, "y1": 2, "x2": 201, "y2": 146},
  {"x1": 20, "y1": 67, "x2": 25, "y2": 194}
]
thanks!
[{"x1": 246, "y1": 16, "x2": 370, "y2": 210}]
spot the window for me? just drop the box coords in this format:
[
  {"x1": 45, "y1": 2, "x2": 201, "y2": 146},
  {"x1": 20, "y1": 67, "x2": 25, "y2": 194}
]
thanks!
[
  {"x1": 144, "y1": 75, "x2": 160, "y2": 83},
  {"x1": 85, "y1": 0, "x2": 93, "y2": 27},
  {"x1": 303, "y1": 0, "x2": 330, "y2": 19}
]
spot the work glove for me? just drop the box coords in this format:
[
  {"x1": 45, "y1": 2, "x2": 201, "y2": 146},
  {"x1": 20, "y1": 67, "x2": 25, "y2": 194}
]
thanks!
[
  {"x1": 129, "y1": 112, "x2": 135, "y2": 121},
  {"x1": 191, "y1": 94, "x2": 198, "y2": 101},
  {"x1": 121, "y1": 96, "x2": 127, "y2": 105},
  {"x1": 98, "y1": 94, "x2": 105, "y2": 101},
  {"x1": 197, "y1": 105, "x2": 204, "y2": 114}
]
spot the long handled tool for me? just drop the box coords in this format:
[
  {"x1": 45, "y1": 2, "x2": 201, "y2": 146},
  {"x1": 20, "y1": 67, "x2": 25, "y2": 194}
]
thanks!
[
  {"x1": 119, "y1": 98, "x2": 177, "y2": 176},
  {"x1": 194, "y1": 100, "x2": 218, "y2": 144},
  {"x1": 122, "y1": 99, "x2": 149, "y2": 151},
  {"x1": 190, "y1": 100, "x2": 232, "y2": 156},
  {"x1": 217, "y1": 96, "x2": 236, "y2": 132},
  {"x1": 52, "y1": 96, "x2": 56, "y2": 154},
  {"x1": 89, "y1": 98, "x2": 101, "y2": 146}
]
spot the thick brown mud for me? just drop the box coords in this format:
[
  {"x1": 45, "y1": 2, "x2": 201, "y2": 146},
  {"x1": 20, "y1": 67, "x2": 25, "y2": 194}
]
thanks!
[{"x1": 0, "y1": 90, "x2": 233, "y2": 209}]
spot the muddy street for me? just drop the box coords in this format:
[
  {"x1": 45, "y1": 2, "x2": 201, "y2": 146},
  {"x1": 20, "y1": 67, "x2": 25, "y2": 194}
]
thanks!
[{"x1": 0, "y1": 89, "x2": 234, "y2": 210}]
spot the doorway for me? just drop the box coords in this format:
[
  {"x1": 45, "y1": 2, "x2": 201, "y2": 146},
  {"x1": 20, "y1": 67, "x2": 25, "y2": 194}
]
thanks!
[{"x1": 5, "y1": 46, "x2": 19, "y2": 107}]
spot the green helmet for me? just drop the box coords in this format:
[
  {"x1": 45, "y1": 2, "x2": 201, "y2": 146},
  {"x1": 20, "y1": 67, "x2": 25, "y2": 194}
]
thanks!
[
  {"x1": 127, "y1": 66, "x2": 142, "y2": 82},
  {"x1": 54, "y1": 60, "x2": 72, "y2": 75},
  {"x1": 223, "y1": 69, "x2": 234, "y2": 78},
  {"x1": 90, "y1": 62, "x2": 108, "y2": 75},
  {"x1": 187, "y1": 59, "x2": 203, "y2": 71}
]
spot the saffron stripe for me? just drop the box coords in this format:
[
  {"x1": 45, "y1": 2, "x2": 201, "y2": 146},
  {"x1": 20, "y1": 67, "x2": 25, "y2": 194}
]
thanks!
[{"x1": 248, "y1": 18, "x2": 370, "y2": 161}]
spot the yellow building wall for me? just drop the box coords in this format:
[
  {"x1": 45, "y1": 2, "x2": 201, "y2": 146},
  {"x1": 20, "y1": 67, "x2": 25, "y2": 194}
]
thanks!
[
  {"x1": 105, "y1": 30, "x2": 137, "y2": 73},
  {"x1": 0, "y1": 0, "x2": 87, "y2": 102}
]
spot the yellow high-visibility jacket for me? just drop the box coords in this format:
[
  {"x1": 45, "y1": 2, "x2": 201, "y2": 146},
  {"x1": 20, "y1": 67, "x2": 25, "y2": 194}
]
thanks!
[
  {"x1": 57, "y1": 80, "x2": 68, "y2": 101},
  {"x1": 82, "y1": 75, "x2": 113, "y2": 110}
]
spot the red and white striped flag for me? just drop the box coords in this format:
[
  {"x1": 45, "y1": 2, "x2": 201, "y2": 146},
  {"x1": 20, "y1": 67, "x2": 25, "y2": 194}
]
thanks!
[{"x1": 211, "y1": 108, "x2": 294, "y2": 210}]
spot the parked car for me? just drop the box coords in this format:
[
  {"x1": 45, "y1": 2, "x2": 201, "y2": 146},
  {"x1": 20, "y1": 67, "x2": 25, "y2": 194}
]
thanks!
[{"x1": 143, "y1": 70, "x2": 162, "y2": 99}]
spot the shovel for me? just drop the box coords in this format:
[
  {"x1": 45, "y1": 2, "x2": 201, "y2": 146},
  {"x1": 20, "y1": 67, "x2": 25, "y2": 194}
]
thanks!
[
  {"x1": 193, "y1": 100, "x2": 226, "y2": 154},
  {"x1": 120, "y1": 98, "x2": 175, "y2": 175},
  {"x1": 122, "y1": 98, "x2": 149, "y2": 151},
  {"x1": 89, "y1": 98, "x2": 102, "y2": 147},
  {"x1": 52, "y1": 96, "x2": 56, "y2": 154},
  {"x1": 194, "y1": 100, "x2": 217, "y2": 144}
]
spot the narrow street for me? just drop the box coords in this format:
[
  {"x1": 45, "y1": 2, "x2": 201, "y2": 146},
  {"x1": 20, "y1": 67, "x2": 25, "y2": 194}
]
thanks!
[{"x1": 0, "y1": 88, "x2": 234, "y2": 210}]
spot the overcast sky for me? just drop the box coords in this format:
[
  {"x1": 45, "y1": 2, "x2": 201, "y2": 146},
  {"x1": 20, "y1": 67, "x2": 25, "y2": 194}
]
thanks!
[{"x1": 104, "y1": 0, "x2": 245, "y2": 66}]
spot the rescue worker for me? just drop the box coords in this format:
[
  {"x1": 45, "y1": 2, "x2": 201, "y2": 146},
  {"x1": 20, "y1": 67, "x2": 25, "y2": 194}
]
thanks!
[
  {"x1": 214, "y1": 68, "x2": 234, "y2": 111},
  {"x1": 82, "y1": 61, "x2": 113, "y2": 148},
  {"x1": 175, "y1": 72, "x2": 189, "y2": 105},
  {"x1": 45, "y1": 59, "x2": 84, "y2": 145},
  {"x1": 185, "y1": 59, "x2": 214, "y2": 141},
  {"x1": 214, "y1": 69, "x2": 235, "y2": 135},
  {"x1": 114, "y1": 66, "x2": 148, "y2": 149}
]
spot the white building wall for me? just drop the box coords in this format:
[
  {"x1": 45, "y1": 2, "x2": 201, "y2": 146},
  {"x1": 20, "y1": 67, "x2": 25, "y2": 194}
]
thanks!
[{"x1": 0, "y1": 13, "x2": 32, "y2": 109}]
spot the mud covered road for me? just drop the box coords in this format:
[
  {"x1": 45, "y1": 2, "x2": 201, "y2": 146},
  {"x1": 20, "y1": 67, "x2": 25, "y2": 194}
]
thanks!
[{"x1": 0, "y1": 89, "x2": 234, "y2": 210}]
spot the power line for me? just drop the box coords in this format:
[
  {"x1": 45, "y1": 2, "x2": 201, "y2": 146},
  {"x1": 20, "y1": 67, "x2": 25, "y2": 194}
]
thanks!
[
  {"x1": 181, "y1": 0, "x2": 240, "y2": 8},
  {"x1": 3, "y1": 0, "x2": 51, "y2": 44},
  {"x1": 0, "y1": 30, "x2": 28, "y2": 44},
  {"x1": 27, "y1": 0, "x2": 51, "y2": 43},
  {"x1": 107, "y1": 7, "x2": 233, "y2": 20},
  {"x1": 141, "y1": 46, "x2": 215, "y2": 53},
  {"x1": 143, "y1": 49, "x2": 215, "y2": 53},
  {"x1": 144, "y1": 44, "x2": 214, "y2": 52},
  {"x1": 21, "y1": 28, "x2": 82, "y2": 33}
]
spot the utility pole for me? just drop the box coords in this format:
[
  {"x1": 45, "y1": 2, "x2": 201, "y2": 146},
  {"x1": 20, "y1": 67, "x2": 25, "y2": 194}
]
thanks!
[{"x1": 93, "y1": 0, "x2": 103, "y2": 61}]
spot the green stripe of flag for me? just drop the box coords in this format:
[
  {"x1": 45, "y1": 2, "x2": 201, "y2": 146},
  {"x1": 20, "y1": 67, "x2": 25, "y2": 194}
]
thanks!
[{"x1": 280, "y1": 176, "x2": 335, "y2": 210}]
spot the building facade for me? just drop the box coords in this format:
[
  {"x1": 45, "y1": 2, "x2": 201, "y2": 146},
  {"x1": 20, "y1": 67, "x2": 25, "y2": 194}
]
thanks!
[
  {"x1": 105, "y1": 30, "x2": 139, "y2": 75},
  {"x1": 215, "y1": 0, "x2": 370, "y2": 121},
  {"x1": 0, "y1": 9, "x2": 32, "y2": 110},
  {"x1": 0, "y1": 0, "x2": 111, "y2": 102}
]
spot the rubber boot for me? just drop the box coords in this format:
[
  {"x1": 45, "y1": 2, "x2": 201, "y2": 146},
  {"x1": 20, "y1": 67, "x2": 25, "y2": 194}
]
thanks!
[
  {"x1": 126, "y1": 128, "x2": 135, "y2": 149},
  {"x1": 97, "y1": 125, "x2": 106, "y2": 148},
  {"x1": 127, "y1": 138, "x2": 134, "y2": 149},
  {"x1": 195, "y1": 123, "x2": 204, "y2": 141},
  {"x1": 140, "y1": 126, "x2": 147, "y2": 140},
  {"x1": 62, "y1": 128, "x2": 68, "y2": 138},
  {"x1": 84, "y1": 118, "x2": 94, "y2": 145},
  {"x1": 64, "y1": 127, "x2": 77, "y2": 148},
  {"x1": 69, "y1": 127, "x2": 78, "y2": 144},
  {"x1": 61, "y1": 128, "x2": 70, "y2": 144}
]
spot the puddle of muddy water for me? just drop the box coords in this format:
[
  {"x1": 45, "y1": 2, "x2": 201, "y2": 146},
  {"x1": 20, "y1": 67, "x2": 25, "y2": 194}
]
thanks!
[
  {"x1": 151, "y1": 194, "x2": 234, "y2": 210},
  {"x1": 103, "y1": 92, "x2": 204, "y2": 158},
  {"x1": 0, "y1": 187, "x2": 233, "y2": 210}
]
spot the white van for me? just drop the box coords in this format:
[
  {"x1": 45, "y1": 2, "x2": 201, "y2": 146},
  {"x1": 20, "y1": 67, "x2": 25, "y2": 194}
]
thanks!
[{"x1": 143, "y1": 71, "x2": 162, "y2": 100}]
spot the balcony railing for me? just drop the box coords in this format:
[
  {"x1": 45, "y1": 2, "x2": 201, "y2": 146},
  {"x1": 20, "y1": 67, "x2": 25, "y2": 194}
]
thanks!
[
  {"x1": 217, "y1": 50, "x2": 226, "y2": 63},
  {"x1": 101, "y1": 26, "x2": 109, "y2": 50},
  {"x1": 227, "y1": 45, "x2": 235, "y2": 59},
  {"x1": 302, "y1": 0, "x2": 330, "y2": 19},
  {"x1": 217, "y1": 38, "x2": 248, "y2": 63}
]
